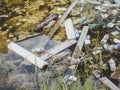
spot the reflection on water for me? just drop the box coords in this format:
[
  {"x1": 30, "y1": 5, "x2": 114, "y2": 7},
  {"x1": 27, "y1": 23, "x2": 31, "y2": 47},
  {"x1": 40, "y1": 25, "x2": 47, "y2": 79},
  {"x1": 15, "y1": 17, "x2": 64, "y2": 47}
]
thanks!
[{"x1": 0, "y1": 35, "x2": 56, "y2": 89}]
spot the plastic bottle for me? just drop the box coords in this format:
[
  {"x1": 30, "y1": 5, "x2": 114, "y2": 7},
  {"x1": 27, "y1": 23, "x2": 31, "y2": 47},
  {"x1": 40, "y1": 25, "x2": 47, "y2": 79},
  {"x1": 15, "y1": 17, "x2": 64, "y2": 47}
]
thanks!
[
  {"x1": 109, "y1": 58, "x2": 116, "y2": 71},
  {"x1": 115, "y1": 44, "x2": 120, "y2": 49},
  {"x1": 74, "y1": 30, "x2": 80, "y2": 39},
  {"x1": 101, "y1": 34, "x2": 109, "y2": 44}
]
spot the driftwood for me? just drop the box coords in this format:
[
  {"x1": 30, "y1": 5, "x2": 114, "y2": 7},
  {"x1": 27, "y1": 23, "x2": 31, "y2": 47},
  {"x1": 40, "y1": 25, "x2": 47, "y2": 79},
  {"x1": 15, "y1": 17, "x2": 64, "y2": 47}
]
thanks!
[
  {"x1": 71, "y1": 26, "x2": 89, "y2": 63},
  {"x1": 39, "y1": 40, "x2": 77, "y2": 61},
  {"x1": 36, "y1": 0, "x2": 78, "y2": 48},
  {"x1": 34, "y1": 14, "x2": 58, "y2": 32},
  {"x1": 100, "y1": 77, "x2": 120, "y2": 90},
  {"x1": 51, "y1": 50, "x2": 71, "y2": 64},
  {"x1": 8, "y1": 42, "x2": 48, "y2": 69}
]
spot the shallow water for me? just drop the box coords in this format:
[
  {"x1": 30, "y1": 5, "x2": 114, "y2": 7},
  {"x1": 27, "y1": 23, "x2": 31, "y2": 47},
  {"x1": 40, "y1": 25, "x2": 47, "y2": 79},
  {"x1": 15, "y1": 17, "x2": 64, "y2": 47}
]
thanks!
[
  {"x1": 114, "y1": 0, "x2": 120, "y2": 5},
  {"x1": 0, "y1": 35, "x2": 56, "y2": 89}
]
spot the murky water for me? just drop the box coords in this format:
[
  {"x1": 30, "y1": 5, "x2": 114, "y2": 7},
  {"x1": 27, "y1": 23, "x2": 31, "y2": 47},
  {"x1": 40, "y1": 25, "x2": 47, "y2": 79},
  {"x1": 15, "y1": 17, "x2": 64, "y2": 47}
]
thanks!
[{"x1": 0, "y1": 35, "x2": 56, "y2": 89}]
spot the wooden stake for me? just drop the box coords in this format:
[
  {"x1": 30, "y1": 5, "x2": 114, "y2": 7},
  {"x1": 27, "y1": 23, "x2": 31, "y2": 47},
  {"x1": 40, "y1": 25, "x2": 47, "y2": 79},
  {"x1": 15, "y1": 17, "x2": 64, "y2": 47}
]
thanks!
[{"x1": 71, "y1": 26, "x2": 89, "y2": 63}]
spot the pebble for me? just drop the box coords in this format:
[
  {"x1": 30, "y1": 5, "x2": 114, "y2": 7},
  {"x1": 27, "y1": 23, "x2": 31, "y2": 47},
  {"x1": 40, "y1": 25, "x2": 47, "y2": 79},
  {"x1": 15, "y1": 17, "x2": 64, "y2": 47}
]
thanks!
[{"x1": 9, "y1": 34, "x2": 14, "y2": 38}]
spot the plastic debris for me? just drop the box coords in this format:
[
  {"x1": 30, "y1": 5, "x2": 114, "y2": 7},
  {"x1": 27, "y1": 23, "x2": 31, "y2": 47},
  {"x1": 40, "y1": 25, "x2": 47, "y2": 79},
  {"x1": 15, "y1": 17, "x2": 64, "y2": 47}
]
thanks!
[
  {"x1": 101, "y1": 34, "x2": 109, "y2": 45},
  {"x1": 109, "y1": 58, "x2": 116, "y2": 71}
]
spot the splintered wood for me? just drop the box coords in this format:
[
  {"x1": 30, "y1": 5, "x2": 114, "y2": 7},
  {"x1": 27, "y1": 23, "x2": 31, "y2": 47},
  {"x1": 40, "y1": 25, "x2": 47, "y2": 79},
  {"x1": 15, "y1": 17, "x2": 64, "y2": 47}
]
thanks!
[
  {"x1": 65, "y1": 18, "x2": 76, "y2": 39},
  {"x1": 100, "y1": 77, "x2": 120, "y2": 90},
  {"x1": 71, "y1": 26, "x2": 89, "y2": 63},
  {"x1": 8, "y1": 42, "x2": 48, "y2": 69},
  {"x1": 40, "y1": 39, "x2": 77, "y2": 61}
]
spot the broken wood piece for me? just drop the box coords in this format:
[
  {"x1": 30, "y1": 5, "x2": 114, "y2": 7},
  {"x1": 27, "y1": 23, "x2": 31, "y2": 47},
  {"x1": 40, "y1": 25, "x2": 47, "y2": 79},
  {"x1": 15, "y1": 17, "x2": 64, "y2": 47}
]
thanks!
[
  {"x1": 8, "y1": 42, "x2": 48, "y2": 69},
  {"x1": 39, "y1": 39, "x2": 77, "y2": 61},
  {"x1": 71, "y1": 26, "x2": 89, "y2": 63},
  {"x1": 34, "y1": 14, "x2": 58, "y2": 32},
  {"x1": 65, "y1": 18, "x2": 76, "y2": 39},
  {"x1": 45, "y1": 20, "x2": 56, "y2": 29},
  {"x1": 51, "y1": 49, "x2": 71, "y2": 64},
  {"x1": 35, "y1": 0, "x2": 79, "y2": 48},
  {"x1": 100, "y1": 77, "x2": 120, "y2": 90}
]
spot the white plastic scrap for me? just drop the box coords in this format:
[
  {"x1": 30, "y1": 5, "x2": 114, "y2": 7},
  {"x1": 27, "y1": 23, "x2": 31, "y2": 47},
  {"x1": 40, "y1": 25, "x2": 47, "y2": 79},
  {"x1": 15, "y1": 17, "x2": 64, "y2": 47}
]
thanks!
[
  {"x1": 63, "y1": 75, "x2": 77, "y2": 84},
  {"x1": 107, "y1": 23, "x2": 115, "y2": 28},
  {"x1": 93, "y1": 50, "x2": 102, "y2": 55},
  {"x1": 113, "y1": 38, "x2": 120, "y2": 43},
  {"x1": 31, "y1": 47, "x2": 45, "y2": 53},
  {"x1": 109, "y1": 58, "x2": 116, "y2": 71},
  {"x1": 111, "y1": 31, "x2": 120, "y2": 36},
  {"x1": 69, "y1": 75, "x2": 77, "y2": 81},
  {"x1": 101, "y1": 13, "x2": 109, "y2": 19}
]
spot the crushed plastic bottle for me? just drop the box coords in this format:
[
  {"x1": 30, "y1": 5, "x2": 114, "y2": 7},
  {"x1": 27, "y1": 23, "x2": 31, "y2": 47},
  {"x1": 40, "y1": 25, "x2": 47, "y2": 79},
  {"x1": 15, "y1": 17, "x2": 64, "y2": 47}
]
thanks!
[
  {"x1": 103, "y1": 44, "x2": 115, "y2": 51},
  {"x1": 109, "y1": 58, "x2": 116, "y2": 71},
  {"x1": 101, "y1": 34, "x2": 109, "y2": 44},
  {"x1": 115, "y1": 44, "x2": 120, "y2": 49}
]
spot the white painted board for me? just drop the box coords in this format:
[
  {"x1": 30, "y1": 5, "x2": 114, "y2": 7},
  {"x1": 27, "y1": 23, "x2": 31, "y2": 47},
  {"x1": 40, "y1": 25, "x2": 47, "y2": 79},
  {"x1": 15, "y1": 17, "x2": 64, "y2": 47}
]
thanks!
[
  {"x1": 40, "y1": 39, "x2": 77, "y2": 61},
  {"x1": 8, "y1": 42, "x2": 48, "y2": 69},
  {"x1": 65, "y1": 18, "x2": 76, "y2": 39}
]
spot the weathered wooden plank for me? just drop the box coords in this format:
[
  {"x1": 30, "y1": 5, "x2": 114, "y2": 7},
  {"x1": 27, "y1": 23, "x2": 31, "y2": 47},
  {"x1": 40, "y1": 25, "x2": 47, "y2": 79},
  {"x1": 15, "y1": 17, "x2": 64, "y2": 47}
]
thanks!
[
  {"x1": 37, "y1": 0, "x2": 78, "y2": 48},
  {"x1": 34, "y1": 14, "x2": 58, "y2": 32},
  {"x1": 8, "y1": 42, "x2": 48, "y2": 69},
  {"x1": 71, "y1": 26, "x2": 89, "y2": 63},
  {"x1": 65, "y1": 18, "x2": 76, "y2": 39},
  {"x1": 40, "y1": 40, "x2": 77, "y2": 61},
  {"x1": 100, "y1": 77, "x2": 120, "y2": 90}
]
